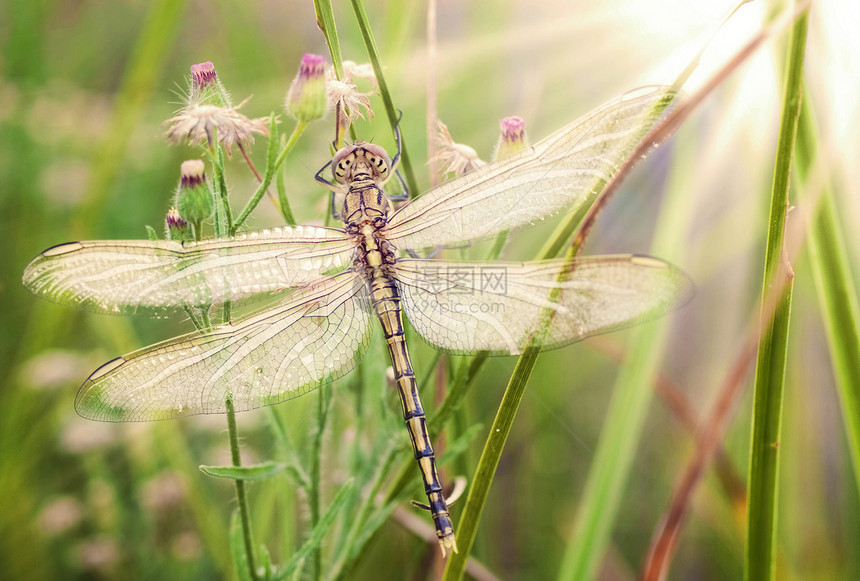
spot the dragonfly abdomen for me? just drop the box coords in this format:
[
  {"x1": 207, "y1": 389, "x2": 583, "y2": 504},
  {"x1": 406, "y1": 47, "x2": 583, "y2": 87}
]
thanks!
[{"x1": 368, "y1": 273, "x2": 457, "y2": 556}]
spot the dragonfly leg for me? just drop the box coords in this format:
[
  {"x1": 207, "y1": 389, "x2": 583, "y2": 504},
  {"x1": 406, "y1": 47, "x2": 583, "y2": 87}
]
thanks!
[
  {"x1": 389, "y1": 110, "x2": 403, "y2": 174},
  {"x1": 314, "y1": 159, "x2": 344, "y2": 220},
  {"x1": 382, "y1": 112, "x2": 410, "y2": 203}
]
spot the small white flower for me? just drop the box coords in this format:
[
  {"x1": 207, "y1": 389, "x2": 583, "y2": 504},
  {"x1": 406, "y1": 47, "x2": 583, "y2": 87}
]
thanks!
[
  {"x1": 431, "y1": 120, "x2": 486, "y2": 177},
  {"x1": 342, "y1": 60, "x2": 378, "y2": 88},
  {"x1": 326, "y1": 78, "x2": 374, "y2": 125},
  {"x1": 164, "y1": 100, "x2": 268, "y2": 157}
]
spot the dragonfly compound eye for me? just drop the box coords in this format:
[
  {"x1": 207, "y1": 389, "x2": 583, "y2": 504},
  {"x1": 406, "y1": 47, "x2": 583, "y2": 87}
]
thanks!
[
  {"x1": 332, "y1": 150, "x2": 357, "y2": 184},
  {"x1": 359, "y1": 143, "x2": 392, "y2": 180}
]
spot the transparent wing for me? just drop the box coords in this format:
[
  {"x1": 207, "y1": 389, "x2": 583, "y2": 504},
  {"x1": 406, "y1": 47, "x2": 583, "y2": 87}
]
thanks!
[
  {"x1": 75, "y1": 272, "x2": 371, "y2": 421},
  {"x1": 385, "y1": 87, "x2": 679, "y2": 250},
  {"x1": 23, "y1": 225, "x2": 354, "y2": 315},
  {"x1": 394, "y1": 256, "x2": 691, "y2": 355}
]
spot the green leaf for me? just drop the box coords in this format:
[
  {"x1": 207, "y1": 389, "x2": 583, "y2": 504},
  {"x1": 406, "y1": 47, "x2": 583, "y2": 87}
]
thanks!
[
  {"x1": 231, "y1": 509, "x2": 255, "y2": 581},
  {"x1": 274, "y1": 480, "x2": 355, "y2": 580},
  {"x1": 199, "y1": 461, "x2": 287, "y2": 481},
  {"x1": 745, "y1": 9, "x2": 808, "y2": 581}
]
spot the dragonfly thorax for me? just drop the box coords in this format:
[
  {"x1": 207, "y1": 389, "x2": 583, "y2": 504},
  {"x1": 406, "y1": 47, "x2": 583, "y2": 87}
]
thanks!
[{"x1": 341, "y1": 182, "x2": 393, "y2": 229}]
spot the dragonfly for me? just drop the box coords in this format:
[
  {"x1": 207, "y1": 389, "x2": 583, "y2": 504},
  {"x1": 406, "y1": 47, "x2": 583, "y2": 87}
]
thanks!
[{"x1": 23, "y1": 85, "x2": 691, "y2": 557}]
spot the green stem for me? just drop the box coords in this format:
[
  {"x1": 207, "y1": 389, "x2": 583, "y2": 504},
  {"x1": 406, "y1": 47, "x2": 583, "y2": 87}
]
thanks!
[
  {"x1": 310, "y1": 387, "x2": 332, "y2": 581},
  {"x1": 442, "y1": 349, "x2": 540, "y2": 579},
  {"x1": 276, "y1": 155, "x2": 297, "y2": 225},
  {"x1": 226, "y1": 396, "x2": 258, "y2": 581},
  {"x1": 207, "y1": 143, "x2": 234, "y2": 238},
  {"x1": 745, "y1": 8, "x2": 808, "y2": 581},
  {"x1": 350, "y1": 0, "x2": 420, "y2": 197},
  {"x1": 233, "y1": 121, "x2": 307, "y2": 233}
]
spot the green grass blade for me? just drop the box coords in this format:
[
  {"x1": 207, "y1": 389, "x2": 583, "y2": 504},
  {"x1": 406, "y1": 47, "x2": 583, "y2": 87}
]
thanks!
[
  {"x1": 745, "y1": 9, "x2": 809, "y2": 581},
  {"x1": 274, "y1": 481, "x2": 354, "y2": 581},
  {"x1": 556, "y1": 129, "x2": 695, "y2": 580},
  {"x1": 350, "y1": 0, "x2": 420, "y2": 197},
  {"x1": 314, "y1": 0, "x2": 346, "y2": 79},
  {"x1": 442, "y1": 349, "x2": 541, "y2": 579},
  {"x1": 796, "y1": 102, "x2": 860, "y2": 498}
]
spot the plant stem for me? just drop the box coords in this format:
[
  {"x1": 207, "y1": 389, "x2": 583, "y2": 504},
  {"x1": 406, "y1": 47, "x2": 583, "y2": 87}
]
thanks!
[
  {"x1": 238, "y1": 140, "x2": 281, "y2": 213},
  {"x1": 309, "y1": 387, "x2": 332, "y2": 581},
  {"x1": 226, "y1": 396, "x2": 258, "y2": 581},
  {"x1": 233, "y1": 121, "x2": 306, "y2": 233},
  {"x1": 442, "y1": 349, "x2": 540, "y2": 580},
  {"x1": 745, "y1": 7, "x2": 809, "y2": 581}
]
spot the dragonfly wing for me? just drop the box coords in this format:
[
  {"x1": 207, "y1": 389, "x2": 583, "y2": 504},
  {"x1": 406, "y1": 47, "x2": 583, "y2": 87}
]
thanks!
[
  {"x1": 75, "y1": 272, "x2": 372, "y2": 421},
  {"x1": 394, "y1": 256, "x2": 691, "y2": 355},
  {"x1": 385, "y1": 87, "x2": 679, "y2": 250},
  {"x1": 23, "y1": 225, "x2": 354, "y2": 316}
]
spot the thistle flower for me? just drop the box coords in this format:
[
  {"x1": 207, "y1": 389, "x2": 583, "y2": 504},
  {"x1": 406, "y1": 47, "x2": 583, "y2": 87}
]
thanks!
[
  {"x1": 175, "y1": 160, "x2": 213, "y2": 230},
  {"x1": 326, "y1": 60, "x2": 375, "y2": 139},
  {"x1": 431, "y1": 120, "x2": 486, "y2": 178},
  {"x1": 188, "y1": 61, "x2": 230, "y2": 108},
  {"x1": 493, "y1": 116, "x2": 529, "y2": 161},
  {"x1": 165, "y1": 207, "x2": 191, "y2": 241},
  {"x1": 285, "y1": 53, "x2": 327, "y2": 123},
  {"x1": 342, "y1": 60, "x2": 378, "y2": 88},
  {"x1": 327, "y1": 79, "x2": 374, "y2": 124},
  {"x1": 164, "y1": 61, "x2": 268, "y2": 157}
]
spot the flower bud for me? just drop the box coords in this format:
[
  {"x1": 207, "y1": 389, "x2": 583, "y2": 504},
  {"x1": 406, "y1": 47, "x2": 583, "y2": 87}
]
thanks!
[
  {"x1": 189, "y1": 61, "x2": 232, "y2": 108},
  {"x1": 493, "y1": 116, "x2": 529, "y2": 161},
  {"x1": 285, "y1": 54, "x2": 327, "y2": 123},
  {"x1": 165, "y1": 207, "x2": 191, "y2": 241},
  {"x1": 175, "y1": 160, "x2": 213, "y2": 226}
]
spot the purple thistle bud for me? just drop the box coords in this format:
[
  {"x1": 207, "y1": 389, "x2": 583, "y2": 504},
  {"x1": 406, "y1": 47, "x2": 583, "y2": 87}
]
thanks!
[
  {"x1": 299, "y1": 53, "x2": 327, "y2": 78},
  {"x1": 190, "y1": 62, "x2": 217, "y2": 91},
  {"x1": 188, "y1": 61, "x2": 231, "y2": 108},
  {"x1": 493, "y1": 116, "x2": 529, "y2": 161},
  {"x1": 179, "y1": 159, "x2": 207, "y2": 189},
  {"x1": 175, "y1": 160, "x2": 213, "y2": 228},
  {"x1": 165, "y1": 207, "x2": 191, "y2": 241},
  {"x1": 285, "y1": 53, "x2": 327, "y2": 123}
]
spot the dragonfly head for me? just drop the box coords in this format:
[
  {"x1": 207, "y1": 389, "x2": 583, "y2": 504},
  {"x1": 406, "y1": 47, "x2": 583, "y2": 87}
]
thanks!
[{"x1": 331, "y1": 141, "x2": 392, "y2": 185}]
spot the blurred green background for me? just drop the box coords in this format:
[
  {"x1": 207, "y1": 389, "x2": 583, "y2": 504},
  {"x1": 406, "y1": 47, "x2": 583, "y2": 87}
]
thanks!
[{"x1": 2, "y1": 0, "x2": 859, "y2": 579}]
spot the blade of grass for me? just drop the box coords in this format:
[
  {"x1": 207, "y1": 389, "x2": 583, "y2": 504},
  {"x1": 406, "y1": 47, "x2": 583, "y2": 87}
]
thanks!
[
  {"x1": 274, "y1": 481, "x2": 355, "y2": 581},
  {"x1": 350, "y1": 0, "x2": 420, "y2": 197},
  {"x1": 796, "y1": 99, "x2": 860, "y2": 501},
  {"x1": 557, "y1": 132, "x2": 693, "y2": 581},
  {"x1": 314, "y1": 0, "x2": 346, "y2": 79},
  {"x1": 745, "y1": 7, "x2": 809, "y2": 581}
]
